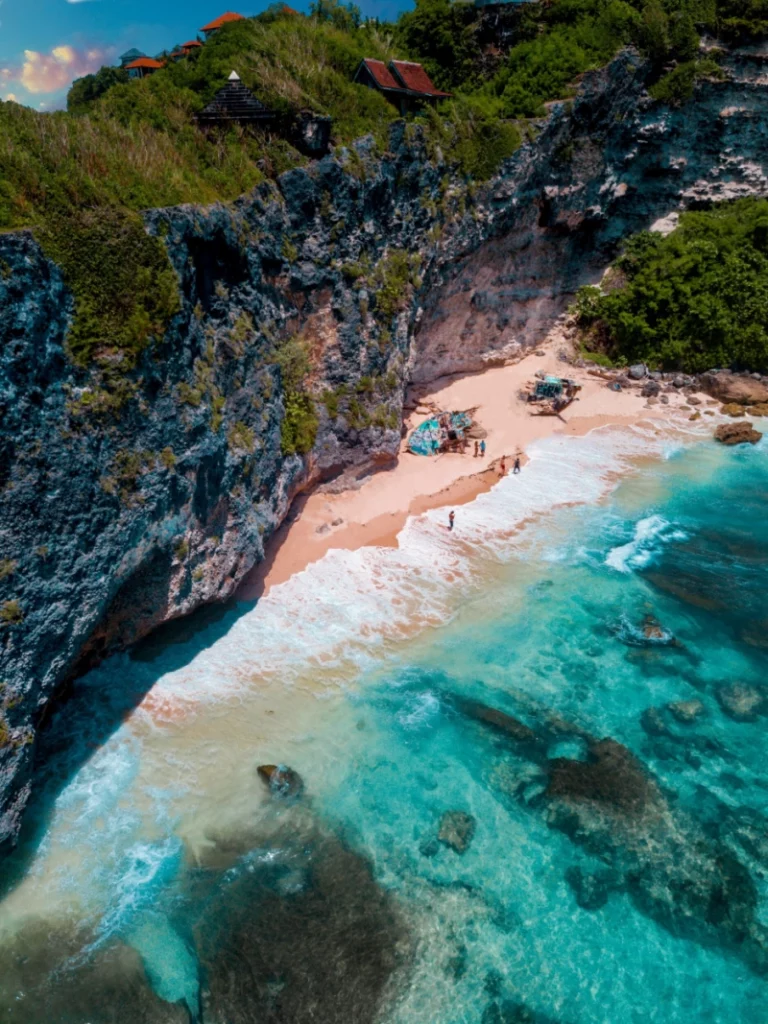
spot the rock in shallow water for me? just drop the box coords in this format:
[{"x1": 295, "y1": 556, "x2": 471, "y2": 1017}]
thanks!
[
  {"x1": 716, "y1": 683, "x2": 766, "y2": 721},
  {"x1": 667, "y1": 699, "x2": 704, "y2": 723},
  {"x1": 564, "y1": 865, "x2": 617, "y2": 911},
  {"x1": 438, "y1": 811, "x2": 476, "y2": 854},
  {"x1": 714, "y1": 421, "x2": 763, "y2": 445},
  {"x1": 257, "y1": 764, "x2": 304, "y2": 798}
]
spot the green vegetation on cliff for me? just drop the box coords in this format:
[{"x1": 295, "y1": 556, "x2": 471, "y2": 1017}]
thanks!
[{"x1": 574, "y1": 199, "x2": 768, "y2": 372}]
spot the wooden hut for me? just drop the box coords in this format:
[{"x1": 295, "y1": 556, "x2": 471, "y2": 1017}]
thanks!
[
  {"x1": 201, "y1": 11, "x2": 245, "y2": 39},
  {"x1": 353, "y1": 58, "x2": 451, "y2": 115},
  {"x1": 119, "y1": 48, "x2": 147, "y2": 68},
  {"x1": 197, "y1": 71, "x2": 275, "y2": 127},
  {"x1": 125, "y1": 57, "x2": 165, "y2": 79}
]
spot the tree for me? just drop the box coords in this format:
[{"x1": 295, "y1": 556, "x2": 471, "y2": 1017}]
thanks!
[{"x1": 67, "y1": 66, "x2": 130, "y2": 114}]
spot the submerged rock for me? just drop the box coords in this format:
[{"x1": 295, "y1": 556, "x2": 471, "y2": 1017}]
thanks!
[
  {"x1": 714, "y1": 421, "x2": 763, "y2": 445},
  {"x1": 716, "y1": 683, "x2": 766, "y2": 722},
  {"x1": 438, "y1": 811, "x2": 476, "y2": 854},
  {"x1": 546, "y1": 738, "x2": 662, "y2": 818},
  {"x1": 453, "y1": 697, "x2": 537, "y2": 744},
  {"x1": 194, "y1": 822, "x2": 408, "y2": 1024},
  {"x1": 257, "y1": 764, "x2": 304, "y2": 798},
  {"x1": 564, "y1": 865, "x2": 617, "y2": 911},
  {"x1": 667, "y1": 699, "x2": 704, "y2": 723}
]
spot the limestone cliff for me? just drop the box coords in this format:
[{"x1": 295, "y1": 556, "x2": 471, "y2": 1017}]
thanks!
[{"x1": 2, "y1": 47, "x2": 768, "y2": 850}]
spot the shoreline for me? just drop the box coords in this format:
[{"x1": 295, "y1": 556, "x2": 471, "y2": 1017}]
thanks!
[{"x1": 239, "y1": 345, "x2": 706, "y2": 601}]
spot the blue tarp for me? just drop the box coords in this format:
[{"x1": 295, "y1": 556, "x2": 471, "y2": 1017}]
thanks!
[{"x1": 407, "y1": 411, "x2": 473, "y2": 456}]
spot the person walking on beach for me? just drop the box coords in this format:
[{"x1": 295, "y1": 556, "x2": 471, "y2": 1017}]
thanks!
[
  {"x1": 448, "y1": 510, "x2": 455, "y2": 531},
  {"x1": 513, "y1": 455, "x2": 521, "y2": 474},
  {"x1": 480, "y1": 439, "x2": 486, "y2": 457},
  {"x1": 474, "y1": 441, "x2": 479, "y2": 458},
  {"x1": 499, "y1": 457, "x2": 506, "y2": 476}
]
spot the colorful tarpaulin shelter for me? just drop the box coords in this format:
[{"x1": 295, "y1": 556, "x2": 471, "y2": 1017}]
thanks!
[{"x1": 407, "y1": 411, "x2": 473, "y2": 456}]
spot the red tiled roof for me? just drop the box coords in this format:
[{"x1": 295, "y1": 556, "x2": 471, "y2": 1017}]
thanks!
[
  {"x1": 201, "y1": 11, "x2": 245, "y2": 31},
  {"x1": 125, "y1": 57, "x2": 165, "y2": 70},
  {"x1": 361, "y1": 58, "x2": 403, "y2": 92},
  {"x1": 390, "y1": 60, "x2": 450, "y2": 97},
  {"x1": 281, "y1": 4, "x2": 300, "y2": 13},
  {"x1": 182, "y1": 40, "x2": 203, "y2": 49}
]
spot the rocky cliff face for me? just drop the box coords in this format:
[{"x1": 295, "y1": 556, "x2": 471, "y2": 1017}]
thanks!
[{"x1": 2, "y1": 47, "x2": 768, "y2": 851}]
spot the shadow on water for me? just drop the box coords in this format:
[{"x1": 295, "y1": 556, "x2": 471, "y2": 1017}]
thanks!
[{"x1": 0, "y1": 594, "x2": 256, "y2": 902}]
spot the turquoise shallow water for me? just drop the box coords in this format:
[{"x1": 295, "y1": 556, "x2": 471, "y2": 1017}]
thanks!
[{"x1": 1, "y1": 428, "x2": 767, "y2": 1023}]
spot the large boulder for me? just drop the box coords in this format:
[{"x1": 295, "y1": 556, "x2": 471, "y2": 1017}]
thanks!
[
  {"x1": 714, "y1": 421, "x2": 763, "y2": 446},
  {"x1": 700, "y1": 372, "x2": 768, "y2": 406}
]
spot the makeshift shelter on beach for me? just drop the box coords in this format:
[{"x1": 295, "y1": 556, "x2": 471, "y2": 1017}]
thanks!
[{"x1": 407, "y1": 411, "x2": 474, "y2": 455}]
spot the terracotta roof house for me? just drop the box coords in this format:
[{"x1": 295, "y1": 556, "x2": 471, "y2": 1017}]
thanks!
[
  {"x1": 181, "y1": 40, "x2": 204, "y2": 53},
  {"x1": 119, "y1": 48, "x2": 146, "y2": 68},
  {"x1": 125, "y1": 57, "x2": 165, "y2": 79},
  {"x1": 201, "y1": 11, "x2": 245, "y2": 38},
  {"x1": 197, "y1": 71, "x2": 275, "y2": 126},
  {"x1": 353, "y1": 58, "x2": 451, "y2": 114}
]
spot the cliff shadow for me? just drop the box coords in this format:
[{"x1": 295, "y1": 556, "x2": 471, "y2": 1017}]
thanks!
[{"x1": 0, "y1": 595, "x2": 257, "y2": 901}]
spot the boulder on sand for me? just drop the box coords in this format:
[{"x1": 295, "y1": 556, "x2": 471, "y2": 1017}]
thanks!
[
  {"x1": 257, "y1": 764, "x2": 304, "y2": 798},
  {"x1": 629, "y1": 364, "x2": 647, "y2": 380},
  {"x1": 714, "y1": 421, "x2": 763, "y2": 446},
  {"x1": 700, "y1": 372, "x2": 768, "y2": 406},
  {"x1": 438, "y1": 810, "x2": 476, "y2": 853}
]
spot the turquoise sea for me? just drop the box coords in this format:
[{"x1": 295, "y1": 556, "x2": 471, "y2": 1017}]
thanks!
[{"x1": 1, "y1": 422, "x2": 767, "y2": 1024}]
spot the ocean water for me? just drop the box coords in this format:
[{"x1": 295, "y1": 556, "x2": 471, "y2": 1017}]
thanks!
[{"x1": 1, "y1": 421, "x2": 767, "y2": 1024}]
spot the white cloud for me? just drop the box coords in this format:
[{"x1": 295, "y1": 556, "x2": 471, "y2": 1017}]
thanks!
[
  {"x1": 18, "y1": 44, "x2": 111, "y2": 94},
  {"x1": 5, "y1": 93, "x2": 16, "y2": 101}
]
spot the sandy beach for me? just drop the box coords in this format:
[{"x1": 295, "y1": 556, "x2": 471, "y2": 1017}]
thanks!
[{"x1": 240, "y1": 345, "x2": 701, "y2": 599}]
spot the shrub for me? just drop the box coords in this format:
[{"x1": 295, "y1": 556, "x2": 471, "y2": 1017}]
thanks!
[
  {"x1": 174, "y1": 539, "x2": 189, "y2": 561},
  {"x1": 228, "y1": 420, "x2": 256, "y2": 453},
  {"x1": 0, "y1": 600, "x2": 23, "y2": 626},
  {"x1": 0, "y1": 560, "x2": 16, "y2": 580}
]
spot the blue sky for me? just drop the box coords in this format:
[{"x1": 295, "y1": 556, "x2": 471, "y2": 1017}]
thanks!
[{"x1": 1, "y1": 0, "x2": 410, "y2": 111}]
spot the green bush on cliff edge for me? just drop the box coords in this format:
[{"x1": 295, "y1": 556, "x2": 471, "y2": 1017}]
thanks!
[{"x1": 574, "y1": 199, "x2": 768, "y2": 372}]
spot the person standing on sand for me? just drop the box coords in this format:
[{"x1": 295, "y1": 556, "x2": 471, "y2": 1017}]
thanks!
[
  {"x1": 474, "y1": 441, "x2": 479, "y2": 458},
  {"x1": 513, "y1": 455, "x2": 521, "y2": 474},
  {"x1": 448, "y1": 510, "x2": 455, "y2": 531},
  {"x1": 480, "y1": 440, "x2": 486, "y2": 457},
  {"x1": 499, "y1": 457, "x2": 506, "y2": 476}
]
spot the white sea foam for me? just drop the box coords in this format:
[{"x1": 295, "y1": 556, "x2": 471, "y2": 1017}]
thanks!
[
  {"x1": 73, "y1": 424, "x2": 676, "y2": 721},
  {"x1": 605, "y1": 513, "x2": 688, "y2": 573}
]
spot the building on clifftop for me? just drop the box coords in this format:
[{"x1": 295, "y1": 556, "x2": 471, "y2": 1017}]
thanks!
[
  {"x1": 119, "y1": 48, "x2": 147, "y2": 68},
  {"x1": 201, "y1": 11, "x2": 246, "y2": 38},
  {"x1": 353, "y1": 58, "x2": 451, "y2": 115},
  {"x1": 197, "y1": 71, "x2": 276, "y2": 127},
  {"x1": 124, "y1": 57, "x2": 165, "y2": 79}
]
